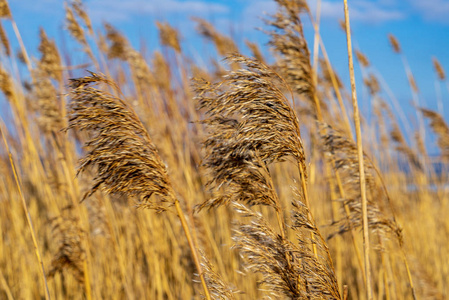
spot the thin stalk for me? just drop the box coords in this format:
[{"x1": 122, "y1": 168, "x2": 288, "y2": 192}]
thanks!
[
  {"x1": 173, "y1": 199, "x2": 211, "y2": 300},
  {"x1": 311, "y1": 0, "x2": 323, "y2": 121},
  {"x1": 0, "y1": 122, "x2": 51, "y2": 300},
  {"x1": 10, "y1": 19, "x2": 32, "y2": 73},
  {"x1": 307, "y1": 10, "x2": 352, "y2": 136},
  {"x1": 0, "y1": 268, "x2": 13, "y2": 300},
  {"x1": 342, "y1": 2, "x2": 373, "y2": 299}
]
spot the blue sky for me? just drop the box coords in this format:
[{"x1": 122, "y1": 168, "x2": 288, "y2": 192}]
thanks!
[{"x1": 4, "y1": 0, "x2": 449, "y2": 147}]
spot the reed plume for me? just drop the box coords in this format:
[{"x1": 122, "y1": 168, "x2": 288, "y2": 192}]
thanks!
[
  {"x1": 200, "y1": 251, "x2": 237, "y2": 300},
  {"x1": 104, "y1": 23, "x2": 128, "y2": 60},
  {"x1": 71, "y1": 0, "x2": 93, "y2": 35},
  {"x1": 67, "y1": 72, "x2": 175, "y2": 208},
  {"x1": 363, "y1": 73, "x2": 380, "y2": 96},
  {"x1": 157, "y1": 21, "x2": 182, "y2": 53},
  {"x1": 264, "y1": 0, "x2": 316, "y2": 111},
  {"x1": 432, "y1": 57, "x2": 446, "y2": 81},
  {"x1": 320, "y1": 123, "x2": 401, "y2": 240},
  {"x1": 420, "y1": 108, "x2": 449, "y2": 161},
  {"x1": 244, "y1": 40, "x2": 265, "y2": 64},
  {"x1": 233, "y1": 202, "x2": 341, "y2": 299},
  {"x1": 194, "y1": 54, "x2": 306, "y2": 210},
  {"x1": 38, "y1": 28, "x2": 62, "y2": 82},
  {"x1": 193, "y1": 17, "x2": 238, "y2": 56},
  {"x1": 66, "y1": 72, "x2": 211, "y2": 299},
  {"x1": 355, "y1": 50, "x2": 370, "y2": 68},
  {"x1": 0, "y1": 22, "x2": 10, "y2": 56},
  {"x1": 388, "y1": 34, "x2": 401, "y2": 54},
  {"x1": 47, "y1": 206, "x2": 85, "y2": 284},
  {"x1": 65, "y1": 4, "x2": 87, "y2": 46},
  {"x1": 390, "y1": 123, "x2": 422, "y2": 170},
  {"x1": 0, "y1": 0, "x2": 10, "y2": 19}
]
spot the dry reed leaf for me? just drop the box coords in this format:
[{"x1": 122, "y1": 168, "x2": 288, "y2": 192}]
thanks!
[
  {"x1": 67, "y1": 72, "x2": 176, "y2": 210},
  {"x1": 233, "y1": 202, "x2": 341, "y2": 299},
  {"x1": 194, "y1": 54, "x2": 306, "y2": 210},
  {"x1": 420, "y1": 108, "x2": 449, "y2": 161},
  {"x1": 157, "y1": 21, "x2": 182, "y2": 53}
]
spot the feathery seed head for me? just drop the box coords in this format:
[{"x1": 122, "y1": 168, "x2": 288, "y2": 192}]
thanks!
[
  {"x1": 67, "y1": 73, "x2": 176, "y2": 210},
  {"x1": 157, "y1": 21, "x2": 182, "y2": 53}
]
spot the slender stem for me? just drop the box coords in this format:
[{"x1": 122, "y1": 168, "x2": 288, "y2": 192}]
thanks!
[
  {"x1": 0, "y1": 268, "x2": 13, "y2": 300},
  {"x1": 10, "y1": 19, "x2": 32, "y2": 73},
  {"x1": 342, "y1": 2, "x2": 373, "y2": 299},
  {"x1": 0, "y1": 123, "x2": 51, "y2": 300},
  {"x1": 173, "y1": 199, "x2": 211, "y2": 300}
]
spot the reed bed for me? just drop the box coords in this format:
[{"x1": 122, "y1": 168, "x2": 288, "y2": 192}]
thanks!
[{"x1": 0, "y1": 0, "x2": 448, "y2": 299}]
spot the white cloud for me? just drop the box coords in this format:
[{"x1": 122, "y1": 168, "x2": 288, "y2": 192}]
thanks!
[{"x1": 409, "y1": 0, "x2": 449, "y2": 24}]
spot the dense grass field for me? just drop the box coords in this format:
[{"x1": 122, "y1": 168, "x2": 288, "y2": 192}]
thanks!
[{"x1": 0, "y1": 0, "x2": 448, "y2": 299}]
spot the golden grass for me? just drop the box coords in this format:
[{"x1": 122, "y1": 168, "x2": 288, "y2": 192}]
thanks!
[{"x1": 0, "y1": 0, "x2": 448, "y2": 299}]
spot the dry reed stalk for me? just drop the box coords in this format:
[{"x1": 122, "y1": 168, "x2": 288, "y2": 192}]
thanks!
[
  {"x1": 233, "y1": 202, "x2": 341, "y2": 299},
  {"x1": 66, "y1": 72, "x2": 211, "y2": 300},
  {"x1": 0, "y1": 122, "x2": 51, "y2": 300},
  {"x1": 342, "y1": 2, "x2": 372, "y2": 298},
  {"x1": 157, "y1": 21, "x2": 182, "y2": 53}
]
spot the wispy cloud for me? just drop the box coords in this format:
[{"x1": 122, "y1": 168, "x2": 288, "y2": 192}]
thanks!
[
  {"x1": 87, "y1": 0, "x2": 229, "y2": 23},
  {"x1": 409, "y1": 0, "x2": 449, "y2": 24},
  {"x1": 314, "y1": 0, "x2": 406, "y2": 24}
]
